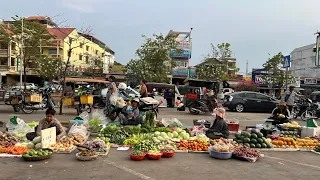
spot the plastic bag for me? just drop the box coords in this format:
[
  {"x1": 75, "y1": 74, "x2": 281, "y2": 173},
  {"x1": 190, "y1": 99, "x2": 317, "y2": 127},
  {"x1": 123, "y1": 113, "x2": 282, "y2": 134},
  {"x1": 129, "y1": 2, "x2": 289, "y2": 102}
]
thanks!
[
  {"x1": 92, "y1": 110, "x2": 109, "y2": 125},
  {"x1": 68, "y1": 123, "x2": 87, "y2": 138},
  {"x1": 161, "y1": 118, "x2": 183, "y2": 128}
]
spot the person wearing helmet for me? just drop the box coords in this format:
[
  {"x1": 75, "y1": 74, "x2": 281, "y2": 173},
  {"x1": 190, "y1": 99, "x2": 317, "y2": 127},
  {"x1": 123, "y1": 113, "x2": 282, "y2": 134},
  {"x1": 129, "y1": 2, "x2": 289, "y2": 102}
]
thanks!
[
  {"x1": 119, "y1": 98, "x2": 142, "y2": 125},
  {"x1": 118, "y1": 82, "x2": 127, "y2": 90}
]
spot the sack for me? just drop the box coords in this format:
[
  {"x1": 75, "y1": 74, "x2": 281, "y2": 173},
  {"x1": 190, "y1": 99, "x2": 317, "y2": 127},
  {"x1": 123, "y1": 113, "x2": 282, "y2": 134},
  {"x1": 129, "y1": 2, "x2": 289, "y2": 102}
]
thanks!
[{"x1": 68, "y1": 123, "x2": 87, "y2": 138}]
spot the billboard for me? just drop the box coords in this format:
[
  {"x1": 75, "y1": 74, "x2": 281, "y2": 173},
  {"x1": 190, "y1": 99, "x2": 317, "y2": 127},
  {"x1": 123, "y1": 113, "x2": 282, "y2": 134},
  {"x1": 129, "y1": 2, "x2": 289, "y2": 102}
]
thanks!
[
  {"x1": 172, "y1": 68, "x2": 196, "y2": 77},
  {"x1": 252, "y1": 69, "x2": 269, "y2": 85},
  {"x1": 170, "y1": 41, "x2": 191, "y2": 58}
]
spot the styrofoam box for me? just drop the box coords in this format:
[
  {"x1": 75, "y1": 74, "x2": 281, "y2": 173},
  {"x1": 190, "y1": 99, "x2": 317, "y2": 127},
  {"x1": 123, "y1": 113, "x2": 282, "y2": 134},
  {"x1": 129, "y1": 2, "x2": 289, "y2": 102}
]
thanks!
[{"x1": 301, "y1": 127, "x2": 320, "y2": 138}]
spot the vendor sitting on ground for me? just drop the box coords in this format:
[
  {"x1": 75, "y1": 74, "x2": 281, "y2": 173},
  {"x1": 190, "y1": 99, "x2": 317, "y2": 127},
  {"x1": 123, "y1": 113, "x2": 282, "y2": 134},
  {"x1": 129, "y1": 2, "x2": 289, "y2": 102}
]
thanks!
[
  {"x1": 26, "y1": 109, "x2": 66, "y2": 141},
  {"x1": 270, "y1": 101, "x2": 291, "y2": 123},
  {"x1": 206, "y1": 108, "x2": 229, "y2": 139},
  {"x1": 119, "y1": 98, "x2": 142, "y2": 125}
]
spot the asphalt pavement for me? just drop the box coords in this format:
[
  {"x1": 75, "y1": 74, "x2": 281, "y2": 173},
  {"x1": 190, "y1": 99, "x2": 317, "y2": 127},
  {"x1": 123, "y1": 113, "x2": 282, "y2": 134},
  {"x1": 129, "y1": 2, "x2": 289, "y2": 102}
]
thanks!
[{"x1": 0, "y1": 105, "x2": 319, "y2": 180}]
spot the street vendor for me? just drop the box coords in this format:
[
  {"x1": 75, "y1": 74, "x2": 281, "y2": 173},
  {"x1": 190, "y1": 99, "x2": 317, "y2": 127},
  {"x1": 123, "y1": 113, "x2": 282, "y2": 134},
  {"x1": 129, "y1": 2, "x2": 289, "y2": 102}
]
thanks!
[
  {"x1": 270, "y1": 101, "x2": 291, "y2": 123},
  {"x1": 206, "y1": 108, "x2": 229, "y2": 139},
  {"x1": 26, "y1": 109, "x2": 66, "y2": 141},
  {"x1": 119, "y1": 98, "x2": 142, "y2": 125}
]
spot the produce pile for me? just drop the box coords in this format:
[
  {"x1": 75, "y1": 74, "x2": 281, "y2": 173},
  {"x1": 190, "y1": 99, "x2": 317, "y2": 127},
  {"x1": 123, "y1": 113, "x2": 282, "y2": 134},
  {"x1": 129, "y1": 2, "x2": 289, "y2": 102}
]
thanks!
[
  {"x1": 233, "y1": 146, "x2": 261, "y2": 162},
  {"x1": 210, "y1": 138, "x2": 236, "y2": 152},
  {"x1": 49, "y1": 135, "x2": 86, "y2": 152},
  {"x1": 271, "y1": 137, "x2": 318, "y2": 149},
  {"x1": 87, "y1": 140, "x2": 107, "y2": 152},
  {"x1": 282, "y1": 121, "x2": 301, "y2": 128},
  {"x1": 0, "y1": 133, "x2": 21, "y2": 148},
  {"x1": 0, "y1": 146, "x2": 28, "y2": 155},
  {"x1": 278, "y1": 130, "x2": 300, "y2": 139},
  {"x1": 23, "y1": 149, "x2": 52, "y2": 158},
  {"x1": 178, "y1": 140, "x2": 211, "y2": 151},
  {"x1": 234, "y1": 129, "x2": 273, "y2": 149},
  {"x1": 314, "y1": 144, "x2": 320, "y2": 152}
]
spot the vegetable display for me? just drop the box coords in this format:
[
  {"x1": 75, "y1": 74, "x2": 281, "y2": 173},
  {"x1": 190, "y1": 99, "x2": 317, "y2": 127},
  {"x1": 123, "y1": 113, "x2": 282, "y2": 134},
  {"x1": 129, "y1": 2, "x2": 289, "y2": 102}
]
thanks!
[
  {"x1": 23, "y1": 149, "x2": 52, "y2": 157},
  {"x1": 132, "y1": 141, "x2": 156, "y2": 152},
  {"x1": 233, "y1": 146, "x2": 261, "y2": 162},
  {"x1": 272, "y1": 137, "x2": 318, "y2": 149},
  {"x1": 234, "y1": 129, "x2": 272, "y2": 149},
  {"x1": 0, "y1": 146, "x2": 28, "y2": 155},
  {"x1": 314, "y1": 144, "x2": 320, "y2": 152},
  {"x1": 178, "y1": 140, "x2": 211, "y2": 151},
  {"x1": 0, "y1": 134, "x2": 21, "y2": 148}
]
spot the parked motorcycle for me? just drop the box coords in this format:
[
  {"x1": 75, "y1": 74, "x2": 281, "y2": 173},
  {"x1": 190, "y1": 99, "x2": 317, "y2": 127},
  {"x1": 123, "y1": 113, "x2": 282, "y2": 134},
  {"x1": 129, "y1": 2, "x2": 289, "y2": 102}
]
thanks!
[
  {"x1": 188, "y1": 98, "x2": 218, "y2": 115},
  {"x1": 74, "y1": 86, "x2": 93, "y2": 115},
  {"x1": 292, "y1": 98, "x2": 312, "y2": 119},
  {"x1": 301, "y1": 102, "x2": 320, "y2": 121},
  {"x1": 20, "y1": 87, "x2": 55, "y2": 114}
]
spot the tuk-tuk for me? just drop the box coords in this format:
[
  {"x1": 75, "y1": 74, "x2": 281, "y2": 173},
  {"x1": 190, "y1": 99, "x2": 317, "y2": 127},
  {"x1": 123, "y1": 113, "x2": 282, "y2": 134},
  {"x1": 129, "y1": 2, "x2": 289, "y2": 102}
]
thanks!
[{"x1": 310, "y1": 91, "x2": 320, "y2": 102}]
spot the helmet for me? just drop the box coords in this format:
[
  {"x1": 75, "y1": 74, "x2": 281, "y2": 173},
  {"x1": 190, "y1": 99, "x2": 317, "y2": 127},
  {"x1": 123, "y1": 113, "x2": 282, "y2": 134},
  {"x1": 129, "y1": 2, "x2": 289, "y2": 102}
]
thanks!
[{"x1": 118, "y1": 82, "x2": 127, "y2": 90}]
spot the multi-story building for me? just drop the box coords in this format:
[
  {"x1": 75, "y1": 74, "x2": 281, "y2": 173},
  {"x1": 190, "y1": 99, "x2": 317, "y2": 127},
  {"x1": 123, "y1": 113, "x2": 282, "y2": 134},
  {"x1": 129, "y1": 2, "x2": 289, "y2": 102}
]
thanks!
[
  {"x1": 0, "y1": 16, "x2": 115, "y2": 85},
  {"x1": 290, "y1": 43, "x2": 320, "y2": 89}
]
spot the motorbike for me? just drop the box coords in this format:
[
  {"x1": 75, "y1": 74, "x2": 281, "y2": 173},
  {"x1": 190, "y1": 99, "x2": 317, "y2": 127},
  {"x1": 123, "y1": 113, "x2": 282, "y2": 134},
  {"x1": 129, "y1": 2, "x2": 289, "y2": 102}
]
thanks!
[
  {"x1": 19, "y1": 87, "x2": 55, "y2": 114},
  {"x1": 7, "y1": 88, "x2": 23, "y2": 112},
  {"x1": 292, "y1": 98, "x2": 312, "y2": 119},
  {"x1": 74, "y1": 86, "x2": 93, "y2": 115},
  {"x1": 301, "y1": 102, "x2": 320, "y2": 120},
  {"x1": 188, "y1": 97, "x2": 218, "y2": 115}
]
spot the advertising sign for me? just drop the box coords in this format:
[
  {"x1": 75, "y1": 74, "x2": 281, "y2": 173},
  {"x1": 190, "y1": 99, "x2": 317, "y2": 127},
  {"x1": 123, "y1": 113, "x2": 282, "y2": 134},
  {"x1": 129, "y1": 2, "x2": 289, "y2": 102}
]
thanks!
[
  {"x1": 252, "y1": 69, "x2": 269, "y2": 85},
  {"x1": 172, "y1": 68, "x2": 196, "y2": 77},
  {"x1": 170, "y1": 41, "x2": 192, "y2": 59}
]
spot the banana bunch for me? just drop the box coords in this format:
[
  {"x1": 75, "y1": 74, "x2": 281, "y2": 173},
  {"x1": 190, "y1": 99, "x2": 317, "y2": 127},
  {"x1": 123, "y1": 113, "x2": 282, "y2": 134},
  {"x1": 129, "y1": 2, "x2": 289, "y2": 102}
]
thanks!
[{"x1": 283, "y1": 121, "x2": 300, "y2": 128}]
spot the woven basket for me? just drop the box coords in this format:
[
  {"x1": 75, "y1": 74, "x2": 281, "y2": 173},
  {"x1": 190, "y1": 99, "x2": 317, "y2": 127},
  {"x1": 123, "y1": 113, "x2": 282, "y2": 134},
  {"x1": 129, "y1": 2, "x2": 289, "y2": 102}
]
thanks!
[
  {"x1": 76, "y1": 152, "x2": 98, "y2": 161},
  {"x1": 22, "y1": 149, "x2": 53, "y2": 161}
]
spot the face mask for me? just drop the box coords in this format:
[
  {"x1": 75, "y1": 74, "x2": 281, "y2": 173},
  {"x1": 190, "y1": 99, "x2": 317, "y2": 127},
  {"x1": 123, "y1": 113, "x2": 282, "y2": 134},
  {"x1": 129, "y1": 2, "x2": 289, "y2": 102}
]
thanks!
[{"x1": 212, "y1": 113, "x2": 216, "y2": 119}]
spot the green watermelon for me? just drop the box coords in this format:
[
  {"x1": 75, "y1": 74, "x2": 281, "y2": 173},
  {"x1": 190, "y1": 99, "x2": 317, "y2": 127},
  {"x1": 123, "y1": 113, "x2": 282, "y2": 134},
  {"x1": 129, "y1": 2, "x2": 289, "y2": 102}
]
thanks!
[
  {"x1": 243, "y1": 138, "x2": 250, "y2": 143},
  {"x1": 257, "y1": 132, "x2": 263, "y2": 138},
  {"x1": 236, "y1": 140, "x2": 243, "y2": 144},
  {"x1": 266, "y1": 143, "x2": 273, "y2": 148},
  {"x1": 244, "y1": 143, "x2": 250, "y2": 147},
  {"x1": 251, "y1": 134, "x2": 258, "y2": 139},
  {"x1": 244, "y1": 132, "x2": 251, "y2": 138},
  {"x1": 261, "y1": 143, "x2": 267, "y2": 148},
  {"x1": 235, "y1": 133, "x2": 241, "y2": 139},
  {"x1": 256, "y1": 144, "x2": 262, "y2": 148},
  {"x1": 241, "y1": 131, "x2": 247, "y2": 136},
  {"x1": 250, "y1": 139, "x2": 257, "y2": 144},
  {"x1": 250, "y1": 143, "x2": 256, "y2": 148},
  {"x1": 257, "y1": 138, "x2": 263, "y2": 144}
]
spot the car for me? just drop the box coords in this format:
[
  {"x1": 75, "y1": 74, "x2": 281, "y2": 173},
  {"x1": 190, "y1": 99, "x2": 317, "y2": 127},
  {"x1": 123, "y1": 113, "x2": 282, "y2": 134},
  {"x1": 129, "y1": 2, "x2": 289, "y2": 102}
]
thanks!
[
  {"x1": 217, "y1": 88, "x2": 235, "y2": 100},
  {"x1": 222, "y1": 91, "x2": 280, "y2": 113}
]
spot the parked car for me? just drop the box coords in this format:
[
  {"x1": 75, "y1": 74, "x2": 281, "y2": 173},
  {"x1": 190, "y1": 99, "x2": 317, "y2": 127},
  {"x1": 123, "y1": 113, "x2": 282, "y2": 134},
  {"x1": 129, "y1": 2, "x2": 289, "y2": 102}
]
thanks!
[
  {"x1": 217, "y1": 88, "x2": 235, "y2": 100},
  {"x1": 223, "y1": 91, "x2": 280, "y2": 113}
]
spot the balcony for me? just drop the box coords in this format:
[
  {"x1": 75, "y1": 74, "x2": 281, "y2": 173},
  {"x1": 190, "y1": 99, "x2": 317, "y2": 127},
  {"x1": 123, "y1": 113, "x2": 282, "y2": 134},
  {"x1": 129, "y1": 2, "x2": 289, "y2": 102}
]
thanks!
[
  {"x1": 41, "y1": 39, "x2": 64, "y2": 47},
  {"x1": 0, "y1": 49, "x2": 8, "y2": 57},
  {"x1": 47, "y1": 54, "x2": 62, "y2": 59}
]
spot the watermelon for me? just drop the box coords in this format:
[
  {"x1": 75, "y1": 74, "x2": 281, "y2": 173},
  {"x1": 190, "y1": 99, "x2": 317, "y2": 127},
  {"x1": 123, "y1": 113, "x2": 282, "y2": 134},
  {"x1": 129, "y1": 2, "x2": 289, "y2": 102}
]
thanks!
[
  {"x1": 257, "y1": 138, "x2": 263, "y2": 144},
  {"x1": 251, "y1": 128, "x2": 257, "y2": 134},
  {"x1": 244, "y1": 132, "x2": 251, "y2": 138},
  {"x1": 251, "y1": 134, "x2": 258, "y2": 139},
  {"x1": 250, "y1": 143, "x2": 256, "y2": 148},
  {"x1": 241, "y1": 131, "x2": 247, "y2": 136},
  {"x1": 250, "y1": 139, "x2": 257, "y2": 144},
  {"x1": 244, "y1": 143, "x2": 250, "y2": 147},
  {"x1": 256, "y1": 144, "x2": 261, "y2": 148},
  {"x1": 243, "y1": 138, "x2": 250, "y2": 143},
  {"x1": 235, "y1": 133, "x2": 241, "y2": 139},
  {"x1": 267, "y1": 143, "x2": 273, "y2": 148},
  {"x1": 257, "y1": 132, "x2": 263, "y2": 138},
  {"x1": 237, "y1": 140, "x2": 243, "y2": 144},
  {"x1": 261, "y1": 143, "x2": 267, "y2": 148}
]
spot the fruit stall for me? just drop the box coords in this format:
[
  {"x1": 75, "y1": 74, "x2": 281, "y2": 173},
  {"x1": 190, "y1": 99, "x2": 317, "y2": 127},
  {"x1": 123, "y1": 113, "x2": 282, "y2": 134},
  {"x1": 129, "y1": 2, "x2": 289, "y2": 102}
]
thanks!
[{"x1": 0, "y1": 113, "x2": 320, "y2": 163}]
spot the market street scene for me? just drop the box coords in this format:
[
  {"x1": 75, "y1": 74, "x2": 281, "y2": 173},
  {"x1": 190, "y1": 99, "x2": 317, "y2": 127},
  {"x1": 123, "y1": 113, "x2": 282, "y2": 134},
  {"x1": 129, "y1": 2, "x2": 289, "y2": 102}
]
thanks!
[{"x1": 1, "y1": 0, "x2": 320, "y2": 180}]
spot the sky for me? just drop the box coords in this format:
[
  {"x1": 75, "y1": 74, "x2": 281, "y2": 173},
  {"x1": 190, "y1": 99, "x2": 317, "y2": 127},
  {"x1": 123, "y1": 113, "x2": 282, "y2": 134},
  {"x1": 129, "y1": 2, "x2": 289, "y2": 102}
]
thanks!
[{"x1": 1, "y1": 0, "x2": 320, "y2": 74}]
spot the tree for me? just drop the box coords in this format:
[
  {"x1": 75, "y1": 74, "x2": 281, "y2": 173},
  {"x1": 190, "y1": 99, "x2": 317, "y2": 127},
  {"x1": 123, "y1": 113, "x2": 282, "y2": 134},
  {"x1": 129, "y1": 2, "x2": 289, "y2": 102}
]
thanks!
[
  {"x1": 83, "y1": 54, "x2": 104, "y2": 77},
  {"x1": 126, "y1": 34, "x2": 178, "y2": 83},
  {"x1": 36, "y1": 57, "x2": 63, "y2": 82},
  {"x1": 0, "y1": 16, "x2": 53, "y2": 89},
  {"x1": 196, "y1": 43, "x2": 237, "y2": 81},
  {"x1": 234, "y1": 79, "x2": 258, "y2": 92},
  {"x1": 263, "y1": 52, "x2": 295, "y2": 91}
]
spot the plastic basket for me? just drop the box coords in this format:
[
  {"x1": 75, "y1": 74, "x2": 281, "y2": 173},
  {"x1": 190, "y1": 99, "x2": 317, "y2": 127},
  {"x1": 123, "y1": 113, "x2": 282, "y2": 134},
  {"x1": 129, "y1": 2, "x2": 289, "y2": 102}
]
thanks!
[
  {"x1": 228, "y1": 123, "x2": 240, "y2": 132},
  {"x1": 62, "y1": 97, "x2": 74, "y2": 106},
  {"x1": 147, "y1": 153, "x2": 163, "y2": 160},
  {"x1": 208, "y1": 147, "x2": 232, "y2": 160},
  {"x1": 80, "y1": 95, "x2": 93, "y2": 105},
  {"x1": 11, "y1": 97, "x2": 19, "y2": 105},
  {"x1": 130, "y1": 153, "x2": 147, "y2": 161},
  {"x1": 25, "y1": 94, "x2": 42, "y2": 103},
  {"x1": 161, "y1": 150, "x2": 175, "y2": 158}
]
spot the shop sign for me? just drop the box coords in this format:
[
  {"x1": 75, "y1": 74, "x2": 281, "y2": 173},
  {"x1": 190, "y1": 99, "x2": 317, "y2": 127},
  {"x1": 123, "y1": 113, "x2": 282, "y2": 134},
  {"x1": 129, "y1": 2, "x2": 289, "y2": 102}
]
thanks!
[{"x1": 170, "y1": 41, "x2": 192, "y2": 59}]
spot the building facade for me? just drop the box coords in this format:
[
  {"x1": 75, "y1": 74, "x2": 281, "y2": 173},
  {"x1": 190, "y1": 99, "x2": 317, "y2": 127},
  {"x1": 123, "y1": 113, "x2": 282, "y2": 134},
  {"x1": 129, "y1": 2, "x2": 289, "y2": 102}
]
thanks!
[{"x1": 290, "y1": 43, "x2": 320, "y2": 89}]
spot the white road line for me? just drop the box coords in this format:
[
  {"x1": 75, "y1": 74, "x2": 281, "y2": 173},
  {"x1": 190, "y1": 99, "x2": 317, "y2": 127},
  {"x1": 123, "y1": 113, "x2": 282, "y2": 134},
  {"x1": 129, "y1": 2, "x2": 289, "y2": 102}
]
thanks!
[
  {"x1": 265, "y1": 155, "x2": 320, "y2": 170},
  {"x1": 104, "y1": 160, "x2": 155, "y2": 180}
]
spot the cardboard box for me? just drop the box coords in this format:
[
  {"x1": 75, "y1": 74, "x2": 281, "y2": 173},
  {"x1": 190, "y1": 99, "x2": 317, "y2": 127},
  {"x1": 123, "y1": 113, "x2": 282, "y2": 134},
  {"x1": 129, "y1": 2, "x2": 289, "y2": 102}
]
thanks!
[{"x1": 301, "y1": 127, "x2": 320, "y2": 138}]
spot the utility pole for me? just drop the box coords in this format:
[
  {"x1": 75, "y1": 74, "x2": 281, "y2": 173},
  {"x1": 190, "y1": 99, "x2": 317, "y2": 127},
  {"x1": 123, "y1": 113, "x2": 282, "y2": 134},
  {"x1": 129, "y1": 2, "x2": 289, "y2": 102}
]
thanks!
[
  {"x1": 315, "y1": 31, "x2": 320, "y2": 66},
  {"x1": 187, "y1": 28, "x2": 193, "y2": 79},
  {"x1": 245, "y1": 60, "x2": 248, "y2": 77},
  {"x1": 19, "y1": 17, "x2": 24, "y2": 88}
]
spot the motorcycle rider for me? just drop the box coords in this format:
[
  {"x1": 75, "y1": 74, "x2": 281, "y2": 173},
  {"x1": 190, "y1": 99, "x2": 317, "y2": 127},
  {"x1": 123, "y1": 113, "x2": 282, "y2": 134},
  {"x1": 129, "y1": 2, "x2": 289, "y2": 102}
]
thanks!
[{"x1": 282, "y1": 86, "x2": 303, "y2": 112}]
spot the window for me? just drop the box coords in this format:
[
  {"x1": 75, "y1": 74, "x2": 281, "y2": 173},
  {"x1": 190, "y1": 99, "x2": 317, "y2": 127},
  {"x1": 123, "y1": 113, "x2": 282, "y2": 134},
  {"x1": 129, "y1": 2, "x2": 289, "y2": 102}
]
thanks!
[
  {"x1": 96, "y1": 50, "x2": 98, "y2": 55},
  {"x1": 256, "y1": 94, "x2": 271, "y2": 101},
  {"x1": 80, "y1": 43, "x2": 83, "y2": 48},
  {"x1": 48, "y1": 49, "x2": 57, "y2": 55},
  {"x1": 244, "y1": 93, "x2": 256, "y2": 98},
  {"x1": 86, "y1": 46, "x2": 89, "y2": 51},
  {"x1": 0, "y1": 57, "x2": 8, "y2": 65},
  {"x1": 85, "y1": 56, "x2": 89, "y2": 64},
  {"x1": 10, "y1": 58, "x2": 15, "y2": 66},
  {"x1": 79, "y1": 55, "x2": 83, "y2": 61},
  {"x1": 41, "y1": 49, "x2": 44, "y2": 54}
]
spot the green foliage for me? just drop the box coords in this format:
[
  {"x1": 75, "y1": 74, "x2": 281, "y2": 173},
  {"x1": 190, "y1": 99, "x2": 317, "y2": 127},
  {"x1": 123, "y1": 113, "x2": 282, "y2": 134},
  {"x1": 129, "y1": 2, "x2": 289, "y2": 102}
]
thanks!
[
  {"x1": 126, "y1": 34, "x2": 178, "y2": 83},
  {"x1": 83, "y1": 55, "x2": 104, "y2": 77},
  {"x1": 262, "y1": 52, "x2": 295, "y2": 88},
  {"x1": 196, "y1": 43, "x2": 236, "y2": 81},
  {"x1": 36, "y1": 58, "x2": 63, "y2": 81}
]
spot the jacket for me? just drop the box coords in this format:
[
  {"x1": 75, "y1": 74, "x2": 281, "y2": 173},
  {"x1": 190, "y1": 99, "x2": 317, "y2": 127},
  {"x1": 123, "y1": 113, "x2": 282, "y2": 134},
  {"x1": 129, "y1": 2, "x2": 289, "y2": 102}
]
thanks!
[{"x1": 207, "y1": 118, "x2": 229, "y2": 138}]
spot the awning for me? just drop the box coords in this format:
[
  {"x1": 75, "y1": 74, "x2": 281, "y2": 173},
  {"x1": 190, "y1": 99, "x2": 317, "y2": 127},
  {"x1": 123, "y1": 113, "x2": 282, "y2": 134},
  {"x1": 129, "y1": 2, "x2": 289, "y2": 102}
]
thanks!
[{"x1": 63, "y1": 77, "x2": 109, "y2": 83}]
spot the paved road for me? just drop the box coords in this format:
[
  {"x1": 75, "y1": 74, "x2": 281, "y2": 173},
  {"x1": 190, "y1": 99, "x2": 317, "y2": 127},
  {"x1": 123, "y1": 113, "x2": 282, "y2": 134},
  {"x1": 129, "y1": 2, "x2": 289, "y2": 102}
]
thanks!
[{"x1": 0, "y1": 106, "x2": 319, "y2": 180}]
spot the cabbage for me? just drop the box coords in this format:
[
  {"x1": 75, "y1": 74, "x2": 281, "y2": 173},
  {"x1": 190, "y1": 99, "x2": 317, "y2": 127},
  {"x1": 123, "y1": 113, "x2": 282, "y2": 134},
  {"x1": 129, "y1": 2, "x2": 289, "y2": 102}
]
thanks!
[
  {"x1": 35, "y1": 143, "x2": 42, "y2": 149},
  {"x1": 33, "y1": 136, "x2": 42, "y2": 144},
  {"x1": 175, "y1": 128, "x2": 183, "y2": 133},
  {"x1": 167, "y1": 132, "x2": 174, "y2": 138},
  {"x1": 172, "y1": 131, "x2": 179, "y2": 138},
  {"x1": 182, "y1": 133, "x2": 190, "y2": 140},
  {"x1": 27, "y1": 142, "x2": 35, "y2": 149},
  {"x1": 160, "y1": 132, "x2": 167, "y2": 137},
  {"x1": 154, "y1": 131, "x2": 161, "y2": 137},
  {"x1": 157, "y1": 136, "x2": 164, "y2": 141},
  {"x1": 152, "y1": 137, "x2": 158, "y2": 142}
]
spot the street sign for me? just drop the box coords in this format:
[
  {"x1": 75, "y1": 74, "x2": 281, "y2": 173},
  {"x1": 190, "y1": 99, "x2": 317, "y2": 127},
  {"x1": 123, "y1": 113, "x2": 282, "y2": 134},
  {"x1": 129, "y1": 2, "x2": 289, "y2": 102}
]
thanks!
[{"x1": 283, "y1": 55, "x2": 291, "y2": 68}]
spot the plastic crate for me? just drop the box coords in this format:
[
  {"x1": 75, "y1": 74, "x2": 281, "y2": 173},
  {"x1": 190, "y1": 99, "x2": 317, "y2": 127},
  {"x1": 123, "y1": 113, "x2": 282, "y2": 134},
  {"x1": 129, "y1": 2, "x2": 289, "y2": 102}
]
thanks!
[
  {"x1": 62, "y1": 97, "x2": 74, "y2": 106},
  {"x1": 80, "y1": 95, "x2": 93, "y2": 105},
  {"x1": 25, "y1": 94, "x2": 42, "y2": 103},
  {"x1": 227, "y1": 123, "x2": 240, "y2": 132},
  {"x1": 11, "y1": 97, "x2": 19, "y2": 105}
]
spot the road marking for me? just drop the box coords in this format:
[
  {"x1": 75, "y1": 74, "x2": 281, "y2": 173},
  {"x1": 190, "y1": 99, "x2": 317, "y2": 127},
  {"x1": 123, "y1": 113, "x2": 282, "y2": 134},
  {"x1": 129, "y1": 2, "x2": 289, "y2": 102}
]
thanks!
[
  {"x1": 265, "y1": 155, "x2": 320, "y2": 170},
  {"x1": 104, "y1": 160, "x2": 155, "y2": 180}
]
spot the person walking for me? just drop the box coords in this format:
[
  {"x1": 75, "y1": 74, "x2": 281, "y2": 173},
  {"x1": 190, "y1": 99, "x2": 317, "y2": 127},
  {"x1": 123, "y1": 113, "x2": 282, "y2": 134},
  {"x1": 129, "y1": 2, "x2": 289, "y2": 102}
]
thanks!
[{"x1": 104, "y1": 76, "x2": 117, "y2": 115}]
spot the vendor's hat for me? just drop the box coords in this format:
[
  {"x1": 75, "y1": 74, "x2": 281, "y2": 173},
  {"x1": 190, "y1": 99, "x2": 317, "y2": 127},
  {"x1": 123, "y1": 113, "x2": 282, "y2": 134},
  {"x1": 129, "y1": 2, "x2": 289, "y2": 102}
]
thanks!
[
  {"x1": 132, "y1": 98, "x2": 140, "y2": 103},
  {"x1": 215, "y1": 108, "x2": 226, "y2": 119},
  {"x1": 279, "y1": 101, "x2": 287, "y2": 107}
]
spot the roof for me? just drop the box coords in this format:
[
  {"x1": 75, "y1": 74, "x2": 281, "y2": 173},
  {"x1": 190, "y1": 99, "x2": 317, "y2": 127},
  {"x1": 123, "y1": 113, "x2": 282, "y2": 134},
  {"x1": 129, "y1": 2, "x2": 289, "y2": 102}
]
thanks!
[
  {"x1": 47, "y1": 28, "x2": 76, "y2": 40},
  {"x1": 25, "y1": 16, "x2": 51, "y2": 21},
  {"x1": 79, "y1": 33, "x2": 105, "y2": 46},
  {"x1": 291, "y1": 43, "x2": 316, "y2": 54},
  {"x1": 0, "y1": 24, "x2": 12, "y2": 34},
  {"x1": 63, "y1": 77, "x2": 109, "y2": 83}
]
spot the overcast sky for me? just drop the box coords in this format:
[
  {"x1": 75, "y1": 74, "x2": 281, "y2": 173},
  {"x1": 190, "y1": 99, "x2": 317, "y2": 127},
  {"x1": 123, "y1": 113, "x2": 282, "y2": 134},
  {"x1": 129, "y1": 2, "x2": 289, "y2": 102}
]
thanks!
[{"x1": 1, "y1": 0, "x2": 320, "y2": 73}]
